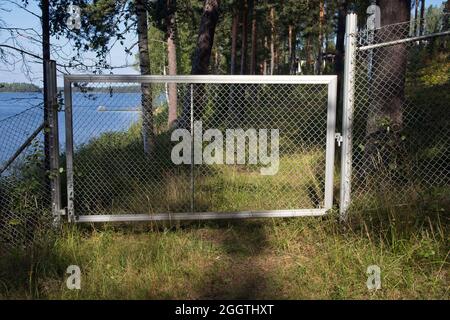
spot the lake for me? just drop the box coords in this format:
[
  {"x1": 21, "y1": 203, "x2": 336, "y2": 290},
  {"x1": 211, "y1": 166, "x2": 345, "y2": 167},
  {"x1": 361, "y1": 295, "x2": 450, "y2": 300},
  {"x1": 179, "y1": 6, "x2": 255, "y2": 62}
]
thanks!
[{"x1": 0, "y1": 92, "x2": 145, "y2": 165}]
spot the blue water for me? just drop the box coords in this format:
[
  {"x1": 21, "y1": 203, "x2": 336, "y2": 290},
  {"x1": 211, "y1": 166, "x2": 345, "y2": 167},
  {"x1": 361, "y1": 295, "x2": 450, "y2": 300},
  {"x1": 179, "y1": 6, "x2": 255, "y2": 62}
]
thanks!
[{"x1": 0, "y1": 92, "x2": 143, "y2": 163}]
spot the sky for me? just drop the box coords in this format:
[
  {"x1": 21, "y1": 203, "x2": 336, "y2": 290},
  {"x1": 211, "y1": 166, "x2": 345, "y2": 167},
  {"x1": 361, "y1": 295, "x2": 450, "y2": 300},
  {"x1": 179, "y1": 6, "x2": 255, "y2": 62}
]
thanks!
[{"x1": 0, "y1": 0, "x2": 446, "y2": 86}]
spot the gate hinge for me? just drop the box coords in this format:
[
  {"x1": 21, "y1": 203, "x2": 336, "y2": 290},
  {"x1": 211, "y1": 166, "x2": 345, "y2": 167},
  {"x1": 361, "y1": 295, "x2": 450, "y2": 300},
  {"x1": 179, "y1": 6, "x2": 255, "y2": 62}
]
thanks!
[
  {"x1": 52, "y1": 205, "x2": 66, "y2": 216},
  {"x1": 335, "y1": 133, "x2": 343, "y2": 147}
]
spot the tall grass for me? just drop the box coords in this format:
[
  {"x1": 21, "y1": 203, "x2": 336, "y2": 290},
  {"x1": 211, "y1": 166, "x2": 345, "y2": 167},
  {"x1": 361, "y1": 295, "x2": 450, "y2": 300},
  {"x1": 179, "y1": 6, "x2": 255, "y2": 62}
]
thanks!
[{"x1": 0, "y1": 198, "x2": 448, "y2": 299}]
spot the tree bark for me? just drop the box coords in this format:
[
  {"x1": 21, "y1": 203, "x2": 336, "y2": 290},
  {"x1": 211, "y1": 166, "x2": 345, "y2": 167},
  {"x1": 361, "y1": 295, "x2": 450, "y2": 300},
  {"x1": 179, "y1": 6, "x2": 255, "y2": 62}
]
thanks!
[
  {"x1": 288, "y1": 25, "x2": 295, "y2": 75},
  {"x1": 230, "y1": 7, "x2": 239, "y2": 75},
  {"x1": 419, "y1": 0, "x2": 426, "y2": 35},
  {"x1": 190, "y1": 0, "x2": 220, "y2": 75},
  {"x1": 365, "y1": 0, "x2": 411, "y2": 162},
  {"x1": 305, "y1": 35, "x2": 312, "y2": 74},
  {"x1": 414, "y1": 0, "x2": 419, "y2": 35},
  {"x1": 335, "y1": 0, "x2": 347, "y2": 105},
  {"x1": 444, "y1": 1, "x2": 450, "y2": 31},
  {"x1": 240, "y1": 0, "x2": 248, "y2": 75},
  {"x1": 316, "y1": 0, "x2": 325, "y2": 75},
  {"x1": 42, "y1": 0, "x2": 51, "y2": 172},
  {"x1": 166, "y1": 0, "x2": 178, "y2": 128},
  {"x1": 250, "y1": 0, "x2": 257, "y2": 75},
  {"x1": 263, "y1": 36, "x2": 268, "y2": 75},
  {"x1": 135, "y1": 0, "x2": 154, "y2": 154},
  {"x1": 269, "y1": 6, "x2": 275, "y2": 75},
  {"x1": 179, "y1": 0, "x2": 220, "y2": 127}
]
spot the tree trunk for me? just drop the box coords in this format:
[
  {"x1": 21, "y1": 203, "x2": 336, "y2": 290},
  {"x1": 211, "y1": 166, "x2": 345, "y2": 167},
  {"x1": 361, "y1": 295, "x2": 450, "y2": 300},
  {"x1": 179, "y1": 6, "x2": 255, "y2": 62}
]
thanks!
[
  {"x1": 190, "y1": 0, "x2": 220, "y2": 75},
  {"x1": 444, "y1": 1, "x2": 450, "y2": 31},
  {"x1": 250, "y1": 0, "x2": 257, "y2": 75},
  {"x1": 414, "y1": 0, "x2": 419, "y2": 35},
  {"x1": 288, "y1": 25, "x2": 296, "y2": 75},
  {"x1": 419, "y1": 0, "x2": 426, "y2": 35},
  {"x1": 240, "y1": 0, "x2": 248, "y2": 75},
  {"x1": 316, "y1": 0, "x2": 325, "y2": 75},
  {"x1": 166, "y1": 0, "x2": 178, "y2": 128},
  {"x1": 263, "y1": 36, "x2": 268, "y2": 75},
  {"x1": 42, "y1": 0, "x2": 51, "y2": 172},
  {"x1": 335, "y1": 0, "x2": 347, "y2": 105},
  {"x1": 305, "y1": 35, "x2": 312, "y2": 74},
  {"x1": 442, "y1": 0, "x2": 450, "y2": 31},
  {"x1": 135, "y1": 0, "x2": 154, "y2": 154},
  {"x1": 365, "y1": 0, "x2": 411, "y2": 164},
  {"x1": 269, "y1": 6, "x2": 275, "y2": 75},
  {"x1": 230, "y1": 7, "x2": 239, "y2": 75},
  {"x1": 179, "y1": 0, "x2": 220, "y2": 127}
]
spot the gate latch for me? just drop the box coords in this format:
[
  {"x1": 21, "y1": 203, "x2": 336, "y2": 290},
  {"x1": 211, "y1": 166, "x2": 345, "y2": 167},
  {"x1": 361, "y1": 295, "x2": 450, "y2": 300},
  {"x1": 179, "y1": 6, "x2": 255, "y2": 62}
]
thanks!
[{"x1": 335, "y1": 133, "x2": 343, "y2": 147}]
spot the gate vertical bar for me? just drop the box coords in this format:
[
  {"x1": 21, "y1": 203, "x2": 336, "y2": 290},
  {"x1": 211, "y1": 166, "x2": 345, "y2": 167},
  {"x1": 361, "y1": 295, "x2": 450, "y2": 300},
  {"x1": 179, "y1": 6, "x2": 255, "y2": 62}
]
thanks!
[
  {"x1": 64, "y1": 78, "x2": 75, "y2": 222},
  {"x1": 45, "y1": 60, "x2": 62, "y2": 226},
  {"x1": 190, "y1": 84, "x2": 194, "y2": 215},
  {"x1": 339, "y1": 12, "x2": 358, "y2": 221},
  {"x1": 324, "y1": 77, "x2": 337, "y2": 210}
]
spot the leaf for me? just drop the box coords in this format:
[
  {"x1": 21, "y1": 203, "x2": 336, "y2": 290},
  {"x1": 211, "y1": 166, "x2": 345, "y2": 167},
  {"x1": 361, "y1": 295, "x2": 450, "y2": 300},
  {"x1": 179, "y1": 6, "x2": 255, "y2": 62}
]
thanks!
[{"x1": 9, "y1": 219, "x2": 21, "y2": 226}]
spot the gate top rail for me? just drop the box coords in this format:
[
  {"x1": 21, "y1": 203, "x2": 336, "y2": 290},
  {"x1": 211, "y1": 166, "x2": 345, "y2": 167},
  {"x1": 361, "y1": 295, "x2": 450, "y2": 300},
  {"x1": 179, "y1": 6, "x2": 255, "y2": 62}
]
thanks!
[{"x1": 64, "y1": 74, "x2": 337, "y2": 85}]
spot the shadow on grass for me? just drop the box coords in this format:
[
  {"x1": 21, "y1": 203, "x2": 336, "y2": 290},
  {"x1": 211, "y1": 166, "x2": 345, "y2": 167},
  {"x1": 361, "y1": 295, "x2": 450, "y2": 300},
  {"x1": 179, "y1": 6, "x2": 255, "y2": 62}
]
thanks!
[{"x1": 194, "y1": 220, "x2": 270, "y2": 299}]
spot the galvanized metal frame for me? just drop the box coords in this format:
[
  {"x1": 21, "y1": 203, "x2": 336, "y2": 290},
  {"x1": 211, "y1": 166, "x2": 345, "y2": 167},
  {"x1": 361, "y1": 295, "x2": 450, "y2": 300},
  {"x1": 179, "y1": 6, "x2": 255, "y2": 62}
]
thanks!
[
  {"x1": 64, "y1": 78, "x2": 75, "y2": 223},
  {"x1": 358, "y1": 30, "x2": 450, "y2": 51},
  {"x1": 64, "y1": 75, "x2": 338, "y2": 223},
  {"x1": 339, "y1": 13, "x2": 358, "y2": 221}
]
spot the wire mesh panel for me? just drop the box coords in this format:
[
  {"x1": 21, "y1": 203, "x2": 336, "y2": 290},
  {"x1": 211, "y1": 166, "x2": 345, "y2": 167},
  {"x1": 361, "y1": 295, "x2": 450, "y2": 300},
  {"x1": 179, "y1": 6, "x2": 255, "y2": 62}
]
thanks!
[
  {"x1": 68, "y1": 82, "x2": 192, "y2": 216},
  {"x1": 193, "y1": 83, "x2": 330, "y2": 213},
  {"x1": 65, "y1": 76, "x2": 337, "y2": 222},
  {"x1": 0, "y1": 106, "x2": 51, "y2": 251},
  {"x1": 350, "y1": 17, "x2": 450, "y2": 210}
]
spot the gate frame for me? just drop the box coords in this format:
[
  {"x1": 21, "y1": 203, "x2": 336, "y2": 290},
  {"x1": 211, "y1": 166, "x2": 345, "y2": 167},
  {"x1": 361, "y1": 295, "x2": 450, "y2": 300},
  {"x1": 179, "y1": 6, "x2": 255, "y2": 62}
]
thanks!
[{"x1": 63, "y1": 75, "x2": 338, "y2": 223}]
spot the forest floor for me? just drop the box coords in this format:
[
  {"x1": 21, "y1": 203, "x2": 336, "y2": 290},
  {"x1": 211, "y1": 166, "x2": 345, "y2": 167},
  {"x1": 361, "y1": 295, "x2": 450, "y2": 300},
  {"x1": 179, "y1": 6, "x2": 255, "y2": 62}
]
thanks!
[{"x1": 0, "y1": 205, "x2": 448, "y2": 299}]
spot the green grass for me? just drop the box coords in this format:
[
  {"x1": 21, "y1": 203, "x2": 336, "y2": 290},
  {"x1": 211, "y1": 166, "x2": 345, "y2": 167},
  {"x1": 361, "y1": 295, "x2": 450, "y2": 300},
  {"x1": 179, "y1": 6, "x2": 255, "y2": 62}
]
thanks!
[{"x1": 0, "y1": 202, "x2": 448, "y2": 299}]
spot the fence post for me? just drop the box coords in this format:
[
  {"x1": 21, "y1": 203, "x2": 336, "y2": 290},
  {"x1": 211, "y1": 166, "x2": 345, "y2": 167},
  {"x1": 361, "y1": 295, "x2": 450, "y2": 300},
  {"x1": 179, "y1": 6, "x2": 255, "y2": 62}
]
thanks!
[
  {"x1": 64, "y1": 77, "x2": 75, "y2": 223},
  {"x1": 339, "y1": 12, "x2": 358, "y2": 221},
  {"x1": 44, "y1": 60, "x2": 62, "y2": 226},
  {"x1": 190, "y1": 84, "x2": 194, "y2": 215}
]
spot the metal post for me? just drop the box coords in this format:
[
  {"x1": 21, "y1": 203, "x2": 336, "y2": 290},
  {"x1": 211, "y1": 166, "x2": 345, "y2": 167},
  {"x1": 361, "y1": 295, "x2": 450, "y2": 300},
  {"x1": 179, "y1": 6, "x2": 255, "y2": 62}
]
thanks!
[
  {"x1": 64, "y1": 78, "x2": 75, "y2": 222},
  {"x1": 324, "y1": 77, "x2": 338, "y2": 211},
  {"x1": 45, "y1": 60, "x2": 62, "y2": 226},
  {"x1": 190, "y1": 84, "x2": 194, "y2": 215},
  {"x1": 366, "y1": 1, "x2": 380, "y2": 80},
  {"x1": 339, "y1": 12, "x2": 358, "y2": 221}
]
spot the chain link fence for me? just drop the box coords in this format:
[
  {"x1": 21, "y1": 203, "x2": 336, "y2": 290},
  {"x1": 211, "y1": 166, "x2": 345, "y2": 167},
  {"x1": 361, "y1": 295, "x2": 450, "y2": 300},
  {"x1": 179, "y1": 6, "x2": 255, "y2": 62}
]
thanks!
[
  {"x1": 0, "y1": 104, "x2": 52, "y2": 252},
  {"x1": 66, "y1": 78, "x2": 335, "y2": 221},
  {"x1": 348, "y1": 15, "x2": 450, "y2": 211}
]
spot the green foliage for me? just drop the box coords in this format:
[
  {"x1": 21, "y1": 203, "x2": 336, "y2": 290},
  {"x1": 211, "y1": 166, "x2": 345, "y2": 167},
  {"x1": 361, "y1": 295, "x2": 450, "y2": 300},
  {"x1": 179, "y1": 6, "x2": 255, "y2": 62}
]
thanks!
[{"x1": 0, "y1": 140, "x2": 51, "y2": 249}]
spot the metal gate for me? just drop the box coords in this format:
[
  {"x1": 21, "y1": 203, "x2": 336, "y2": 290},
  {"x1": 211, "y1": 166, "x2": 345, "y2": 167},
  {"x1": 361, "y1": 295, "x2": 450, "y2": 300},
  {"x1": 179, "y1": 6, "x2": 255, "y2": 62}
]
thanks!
[{"x1": 63, "y1": 75, "x2": 337, "y2": 222}]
